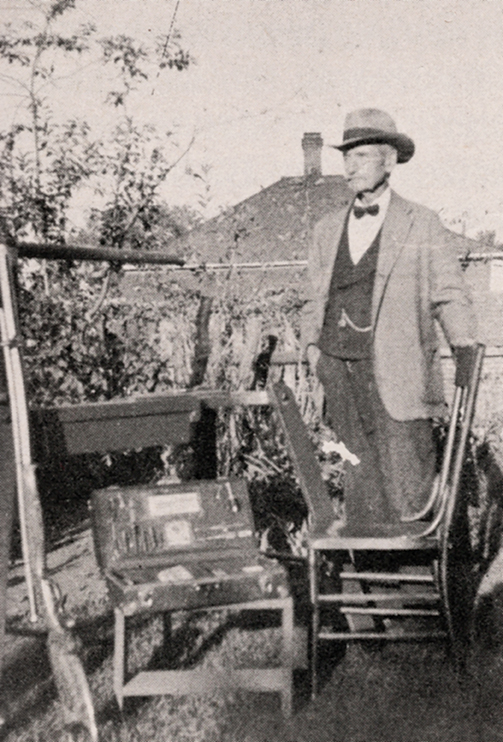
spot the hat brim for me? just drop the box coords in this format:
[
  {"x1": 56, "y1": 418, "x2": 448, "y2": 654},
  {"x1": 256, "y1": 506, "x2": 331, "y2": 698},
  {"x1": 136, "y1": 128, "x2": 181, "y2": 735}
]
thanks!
[{"x1": 330, "y1": 132, "x2": 415, "y2": 164}]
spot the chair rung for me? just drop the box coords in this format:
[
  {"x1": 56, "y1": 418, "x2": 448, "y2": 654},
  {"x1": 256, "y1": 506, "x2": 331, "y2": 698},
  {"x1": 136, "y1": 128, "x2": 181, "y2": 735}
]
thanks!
[
  {"x1": 340, "y1": 571, "x2": 434, "y2": 583},
  {"x1": 318, "y1": 630, "x2": 446, "y2": 641},
  {"x1": 340, "y1": 606, "x2": 440, "y2": 617},
  {"x1": 317, "y1": 592, "x2": 438, "y2": 604}
]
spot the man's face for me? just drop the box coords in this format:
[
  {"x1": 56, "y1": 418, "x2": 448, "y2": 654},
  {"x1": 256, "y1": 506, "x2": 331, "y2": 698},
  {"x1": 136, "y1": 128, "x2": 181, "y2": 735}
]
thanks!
[{"x1": 343, "y1": 143, "x2": 393, "y2": 196}]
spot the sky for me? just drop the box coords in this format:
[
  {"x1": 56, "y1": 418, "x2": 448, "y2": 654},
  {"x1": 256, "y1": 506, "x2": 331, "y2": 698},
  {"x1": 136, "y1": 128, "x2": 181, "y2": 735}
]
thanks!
[{"x1": 2, "y1": 0, "x2": 503, "y2": 238}]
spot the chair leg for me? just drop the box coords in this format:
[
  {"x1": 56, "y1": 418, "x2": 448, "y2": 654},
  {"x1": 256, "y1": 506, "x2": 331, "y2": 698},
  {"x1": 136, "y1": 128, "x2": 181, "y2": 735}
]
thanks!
[
  {"x1": 309, "y1": 548, "x2": 320, "y2": 699},
  {"x1": 113, "y1": 607, "x2": 126, "y2": 710}
]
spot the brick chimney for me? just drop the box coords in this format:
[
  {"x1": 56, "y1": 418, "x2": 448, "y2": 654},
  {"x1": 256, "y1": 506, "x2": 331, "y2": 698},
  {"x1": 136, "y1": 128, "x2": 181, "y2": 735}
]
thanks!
[{"x1": 302, "y1": 132, "x2": 323, "y2": 177}]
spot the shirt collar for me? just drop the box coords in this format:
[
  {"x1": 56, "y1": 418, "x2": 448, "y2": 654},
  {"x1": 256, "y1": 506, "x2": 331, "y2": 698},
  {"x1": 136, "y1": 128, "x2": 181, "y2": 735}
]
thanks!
[{"x1": 354, "y1": 186, "x2": 391, "y2": 215}]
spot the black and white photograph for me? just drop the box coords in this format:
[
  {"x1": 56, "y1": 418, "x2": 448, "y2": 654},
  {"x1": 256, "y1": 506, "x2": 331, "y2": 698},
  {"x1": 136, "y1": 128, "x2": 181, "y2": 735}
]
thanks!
[{"x1": 0, "y1": 1, "x2": 502, "y2": 740}]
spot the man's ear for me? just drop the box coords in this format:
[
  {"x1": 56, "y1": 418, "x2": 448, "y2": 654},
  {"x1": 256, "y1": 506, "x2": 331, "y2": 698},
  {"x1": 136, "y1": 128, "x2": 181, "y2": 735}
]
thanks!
[{"x1": 385, "y1": 146, "x2": 398, "y2": 174}]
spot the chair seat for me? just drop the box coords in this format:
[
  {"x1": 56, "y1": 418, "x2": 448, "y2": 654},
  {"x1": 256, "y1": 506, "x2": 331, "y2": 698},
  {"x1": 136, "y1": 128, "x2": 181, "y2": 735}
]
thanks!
[{"x1": 309, "y1": 520, "x2": 437, "y2": 551}]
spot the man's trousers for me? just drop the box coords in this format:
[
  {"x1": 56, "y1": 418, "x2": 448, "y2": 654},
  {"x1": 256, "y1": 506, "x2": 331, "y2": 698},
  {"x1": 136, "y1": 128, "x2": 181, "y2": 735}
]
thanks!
[{"x1": 316, "y1": 352, "x2": 436, "y2": 528}]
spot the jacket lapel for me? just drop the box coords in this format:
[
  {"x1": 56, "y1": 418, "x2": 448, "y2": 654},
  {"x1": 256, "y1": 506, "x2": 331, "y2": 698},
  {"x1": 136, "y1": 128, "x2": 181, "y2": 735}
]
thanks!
[
  {"x1": 322, "y1": 199, "x2": 352, "y2": 295},
  {"x1": 372, "y1": 190, "x2": 414, "y2": 327}
]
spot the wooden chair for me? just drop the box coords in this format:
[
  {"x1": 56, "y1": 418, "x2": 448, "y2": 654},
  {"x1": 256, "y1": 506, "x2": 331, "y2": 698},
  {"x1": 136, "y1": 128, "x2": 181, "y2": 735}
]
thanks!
[{"x1": 269, "y1": 343, "x2": 485, "y2": 697}]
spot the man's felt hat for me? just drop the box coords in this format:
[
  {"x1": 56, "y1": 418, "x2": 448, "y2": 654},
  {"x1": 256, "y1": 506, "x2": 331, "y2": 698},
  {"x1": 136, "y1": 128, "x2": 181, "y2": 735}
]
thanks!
[{"x1": 331, "y1": 108, "x2": 415, "y2": 163}]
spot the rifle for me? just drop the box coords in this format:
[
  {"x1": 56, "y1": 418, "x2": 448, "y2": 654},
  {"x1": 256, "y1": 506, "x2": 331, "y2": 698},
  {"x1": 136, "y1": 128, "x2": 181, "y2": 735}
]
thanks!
[{"x1": 0, "y1": 242, "x2": 97, "y2": 741}]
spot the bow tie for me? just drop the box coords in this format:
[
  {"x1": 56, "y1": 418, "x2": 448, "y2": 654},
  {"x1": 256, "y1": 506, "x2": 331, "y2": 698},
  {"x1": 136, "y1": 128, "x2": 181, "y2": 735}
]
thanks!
[{"x1": 353, "y1": 203, "x2": 379, "y2": 219}]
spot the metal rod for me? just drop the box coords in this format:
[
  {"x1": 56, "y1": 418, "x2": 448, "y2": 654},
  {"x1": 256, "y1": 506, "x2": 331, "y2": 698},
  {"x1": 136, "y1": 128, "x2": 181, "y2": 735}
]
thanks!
[
  {"x1": 460, "y1": 252, "x2": 503, "y2": 260},
  {"x1": 155, "y1": 260, "x2": 309, "y2": 271},
  {"x1": 125, "y1": 252, "x2": 503, "y2": 273}
]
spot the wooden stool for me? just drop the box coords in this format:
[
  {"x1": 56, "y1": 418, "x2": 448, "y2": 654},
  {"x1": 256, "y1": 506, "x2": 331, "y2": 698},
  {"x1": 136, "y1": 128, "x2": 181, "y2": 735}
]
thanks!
[{"x1": 113, "y1": 596, "x2": 294, "y2": 717}]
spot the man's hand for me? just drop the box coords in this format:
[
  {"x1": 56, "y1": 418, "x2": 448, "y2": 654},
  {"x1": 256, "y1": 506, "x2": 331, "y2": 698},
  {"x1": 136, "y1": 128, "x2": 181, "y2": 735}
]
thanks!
[
  {"x1": 306, "y1": 344, "x2": 321, "y2": 372},
  {"x1": 454, "y1": 344, "x2": 477, "y2": 388}
]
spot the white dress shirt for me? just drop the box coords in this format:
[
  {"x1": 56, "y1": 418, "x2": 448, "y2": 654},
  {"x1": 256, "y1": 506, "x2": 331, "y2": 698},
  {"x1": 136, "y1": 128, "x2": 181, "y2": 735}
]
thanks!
[{"x1": 347, "y1": 187, "x2": 391, "y2": 265}]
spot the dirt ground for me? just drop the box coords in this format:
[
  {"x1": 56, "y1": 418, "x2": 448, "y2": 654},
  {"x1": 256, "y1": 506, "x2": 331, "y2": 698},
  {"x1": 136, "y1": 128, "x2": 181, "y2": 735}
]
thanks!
[{"x1": 3, "y1": 526, "x2": 503, "y2": 742}]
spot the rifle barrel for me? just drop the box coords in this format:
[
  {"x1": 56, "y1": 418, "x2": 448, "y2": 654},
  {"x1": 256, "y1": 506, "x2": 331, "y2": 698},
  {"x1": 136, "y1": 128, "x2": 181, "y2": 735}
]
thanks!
[{"x1": 13, "y1": 242, "x2": 185, "y2": 265}]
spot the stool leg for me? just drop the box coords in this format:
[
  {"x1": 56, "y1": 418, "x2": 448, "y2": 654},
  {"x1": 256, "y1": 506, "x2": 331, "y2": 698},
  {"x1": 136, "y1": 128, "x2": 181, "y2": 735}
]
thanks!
[
  {"x1": 161, "y1": 611, "x2": 173, "y2": 666},
  {"x1": 113, "y1": 608, "x2": 126, "y2": 710},
  {"x1": 281, "y1": 597, "x2": 294, "y2": 718},
  {"x1": 309, "y1": 548, "x2": 319, "y2": 699}
]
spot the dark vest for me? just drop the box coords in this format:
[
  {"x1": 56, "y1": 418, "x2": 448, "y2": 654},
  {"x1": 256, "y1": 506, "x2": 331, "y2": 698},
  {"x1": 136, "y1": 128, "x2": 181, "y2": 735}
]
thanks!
[{"x1": 318, "y1": 221, "x2": 381, "y2": 359}]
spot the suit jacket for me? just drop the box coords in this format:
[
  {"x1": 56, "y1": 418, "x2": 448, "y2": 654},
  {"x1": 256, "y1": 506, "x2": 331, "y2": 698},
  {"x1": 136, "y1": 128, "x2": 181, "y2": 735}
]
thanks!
[{"x1": 301, "y1": 190, "x2": 478, "y2": 421}]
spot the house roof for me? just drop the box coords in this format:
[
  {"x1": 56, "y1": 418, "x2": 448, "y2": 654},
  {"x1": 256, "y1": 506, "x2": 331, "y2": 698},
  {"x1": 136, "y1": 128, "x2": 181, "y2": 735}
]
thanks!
[{"x1": 175, "y1": 174, "x2": 352, "y2": 264}]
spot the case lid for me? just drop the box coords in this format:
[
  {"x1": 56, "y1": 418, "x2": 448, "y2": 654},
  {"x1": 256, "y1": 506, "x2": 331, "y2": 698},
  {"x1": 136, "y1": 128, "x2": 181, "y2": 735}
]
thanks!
[{"x1": 91, "y1": 478, "x2": 258, "y2": 571}]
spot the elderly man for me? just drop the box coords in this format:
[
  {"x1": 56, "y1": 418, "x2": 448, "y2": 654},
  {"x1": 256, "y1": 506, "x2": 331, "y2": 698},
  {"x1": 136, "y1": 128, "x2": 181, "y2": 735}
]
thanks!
[{"x1": 301, "y1": 108, "x2": 477, "y2": 531}]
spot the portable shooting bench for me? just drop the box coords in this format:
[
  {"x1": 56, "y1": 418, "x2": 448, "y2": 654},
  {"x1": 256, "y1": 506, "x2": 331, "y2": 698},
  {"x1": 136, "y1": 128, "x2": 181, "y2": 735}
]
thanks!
[
  {"x1": 269, "y1": 343, "x2": 485, "y2": 697},
  {"x1": 32, "y1": 369, "x2": 295, "y2": 720},
  {"x1": 67, "y1": 393, "x2": 294, "y2": 717}
]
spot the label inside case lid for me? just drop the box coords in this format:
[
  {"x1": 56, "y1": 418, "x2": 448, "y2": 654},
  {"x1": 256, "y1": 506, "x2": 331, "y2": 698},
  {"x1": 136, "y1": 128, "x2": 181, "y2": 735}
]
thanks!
[{"x1": 148, "y1": 491, "x2": 201, "y2": 518}]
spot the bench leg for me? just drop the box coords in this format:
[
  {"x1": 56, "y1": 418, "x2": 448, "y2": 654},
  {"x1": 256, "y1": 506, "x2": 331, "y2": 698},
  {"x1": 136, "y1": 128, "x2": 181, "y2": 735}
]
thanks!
[
  {"x1": 113, "y1": 608, "x2": 126, "y2": 709},
  {"x1": 161, "y1": 611, "x2": 173, "y2": 665}
]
